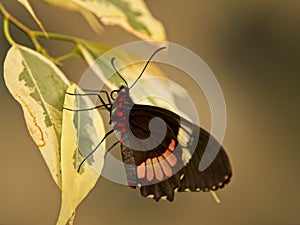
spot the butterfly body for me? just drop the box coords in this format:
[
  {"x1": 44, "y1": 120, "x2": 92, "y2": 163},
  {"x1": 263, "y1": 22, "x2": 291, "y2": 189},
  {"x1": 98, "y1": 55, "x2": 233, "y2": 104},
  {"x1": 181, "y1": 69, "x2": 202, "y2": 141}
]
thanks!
[{"x1": 110, "y1": 86, "x2": 232, "y2": 201}]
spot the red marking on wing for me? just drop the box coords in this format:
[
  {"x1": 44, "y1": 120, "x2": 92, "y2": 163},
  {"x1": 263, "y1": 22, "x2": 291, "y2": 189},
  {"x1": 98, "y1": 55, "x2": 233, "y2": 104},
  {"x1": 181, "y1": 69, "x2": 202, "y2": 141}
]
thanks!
[
  {"x1": 162, "y1": 139, "x2": 178, "y2": 167},
  {"x1": 135, "y1": 139, "x2": 179, "y2": 184},
  {"x1": 163, "y1": 150, "x2": 177, "y2": 167},
  {"x1": 152, "y1": 157, "x2": 164, "y2": 181},
  {"x1": 146, "y1": 158, "x2": 154, "y2": 181},
  {"x1": 137, "y1": 162, "x2": 146, "y2": 179},
  {"x1": 158, "y1": 156, "x2": 172, "y2": 177},
  {"x1": 168, "y1": 139, "x2": 176, "y2": 152}
]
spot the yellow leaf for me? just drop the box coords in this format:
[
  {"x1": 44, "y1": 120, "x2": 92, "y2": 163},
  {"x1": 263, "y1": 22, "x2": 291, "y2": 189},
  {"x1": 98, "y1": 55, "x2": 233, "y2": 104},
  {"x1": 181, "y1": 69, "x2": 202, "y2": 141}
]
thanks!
[
  {"x1": 3, "y1": 44, "x2": 70, "y2": 188},
  {"x1": 57, "y1": 84, "x2": 105, "y2": 225},
  {"x1": 42, "y1": 0, "x2": 166, "y2": 40}
]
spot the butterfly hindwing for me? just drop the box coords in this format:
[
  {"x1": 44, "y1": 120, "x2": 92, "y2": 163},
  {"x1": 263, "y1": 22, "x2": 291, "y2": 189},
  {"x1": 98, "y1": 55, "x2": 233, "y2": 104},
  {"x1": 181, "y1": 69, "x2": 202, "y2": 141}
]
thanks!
[
  {"x1": 178, "y1": 126, "x2": 232, "y2": 192},
  {"x1": 120, "y1": 104, "x2": 232, "y2": 201}
]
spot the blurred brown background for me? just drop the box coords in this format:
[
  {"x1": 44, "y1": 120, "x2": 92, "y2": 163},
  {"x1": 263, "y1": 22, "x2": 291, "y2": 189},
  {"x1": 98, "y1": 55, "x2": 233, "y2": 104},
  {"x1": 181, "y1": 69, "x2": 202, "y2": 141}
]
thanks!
[{"x1": 1, "y1": 0, "x2": 300, "y2": 224}]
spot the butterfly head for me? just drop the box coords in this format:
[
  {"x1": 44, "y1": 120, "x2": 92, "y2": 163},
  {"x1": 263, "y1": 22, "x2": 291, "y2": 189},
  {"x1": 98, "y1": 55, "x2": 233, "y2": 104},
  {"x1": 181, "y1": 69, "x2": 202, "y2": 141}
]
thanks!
[{"x1": 110, "y1": 85, "x2": 129, "y2": 101}]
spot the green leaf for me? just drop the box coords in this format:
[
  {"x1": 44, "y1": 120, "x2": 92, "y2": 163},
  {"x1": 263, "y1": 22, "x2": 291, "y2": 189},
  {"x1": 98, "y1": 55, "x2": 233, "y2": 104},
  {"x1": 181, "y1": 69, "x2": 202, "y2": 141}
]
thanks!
[
  {"x1": 57, "y1": 84, "x2": 105, "y2": 225},
  {"x1": 3, "y1": 44, "x2": 70, "y2": 188},
  {"x1": 42, "y1": 0, "x2": 166, "y2": 40}
]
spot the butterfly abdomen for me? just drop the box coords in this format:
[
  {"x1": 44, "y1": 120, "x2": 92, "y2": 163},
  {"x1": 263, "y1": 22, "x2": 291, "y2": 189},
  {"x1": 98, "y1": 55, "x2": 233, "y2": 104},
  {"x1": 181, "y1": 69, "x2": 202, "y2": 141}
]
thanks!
[
  {"x1": 110, "y1": 87, "x2": 138, "y2": 187},
  {"x1": 121, "y1": 144, "x2": 138, "y2": 188}
]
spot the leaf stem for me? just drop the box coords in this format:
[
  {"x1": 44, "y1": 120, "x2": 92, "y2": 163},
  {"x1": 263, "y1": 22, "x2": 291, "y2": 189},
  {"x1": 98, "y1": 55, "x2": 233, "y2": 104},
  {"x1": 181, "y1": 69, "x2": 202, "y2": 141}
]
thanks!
[
  {"x1": 0, "y1": 3, "x2": 110, "y2": 62},
  {"x1": 0, "y1": 3, "x2": 14, "y2": 45},
  {"x1": 0, "y1": 3, "x2": 48, "y2": 55},
  {"x1": 55, "y1": 47, "x2": 81, "y2": 62},
  {"x1": 3, "y1": 16, "x2": 14, "y2": 45},
  {"x1": 33, "y1": 31, "x2": 78, "y2": 43},
  {"x1": 0, "y1": 3, "x2": 31, "y2": 34}
]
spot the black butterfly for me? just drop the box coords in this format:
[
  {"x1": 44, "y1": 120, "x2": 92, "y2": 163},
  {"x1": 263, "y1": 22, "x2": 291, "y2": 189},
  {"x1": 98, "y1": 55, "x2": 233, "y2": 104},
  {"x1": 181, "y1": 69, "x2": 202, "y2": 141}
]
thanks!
[{"x1": 65, "y1": 47, "x2": 232, "y2": 202}]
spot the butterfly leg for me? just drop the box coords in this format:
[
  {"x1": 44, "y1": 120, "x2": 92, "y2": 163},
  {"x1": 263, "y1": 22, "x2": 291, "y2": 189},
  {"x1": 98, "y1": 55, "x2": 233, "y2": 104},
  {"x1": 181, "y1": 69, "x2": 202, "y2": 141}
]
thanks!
[
  {"x1": 63, "y1": 91, "x2": 112, "y2": 111},
  {"x1": 104, "y1": 141, "x2": 120, "y2": 158},
  {"x1": 81, "y1": 89, "x2": 113, "y2": 106},
  {"x1": 77, "y1": 129, "x2": 115, "y2": 172}
]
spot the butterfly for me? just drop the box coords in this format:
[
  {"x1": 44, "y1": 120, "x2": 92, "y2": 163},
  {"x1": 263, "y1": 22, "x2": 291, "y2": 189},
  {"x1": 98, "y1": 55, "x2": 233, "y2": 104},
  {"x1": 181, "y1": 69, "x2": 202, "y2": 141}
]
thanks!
[{"x1": 65, "y1": 47, "x2": 232, "y2": 202}]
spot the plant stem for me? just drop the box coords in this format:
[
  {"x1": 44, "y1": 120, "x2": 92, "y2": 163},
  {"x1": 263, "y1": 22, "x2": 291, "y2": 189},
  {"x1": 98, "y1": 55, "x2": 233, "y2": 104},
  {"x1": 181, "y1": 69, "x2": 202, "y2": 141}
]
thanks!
[
  {"x1": 0, "y1": 2, "x2": 48, "y2": 55},
  {"x1": 0, "y1": 2, "x2": 110, "y2": 62},
  {"x1": 0, "y1": 3, "x2": 80, "y2": 51},
  {"x1": 1, "y1": 3, "x2": 14, "y2": 45},
  {"x1": 0, "y1": 3, "x2": 32, "y2": 35},
  {"x1": 55, "y1": 47, "x2": 80, "y2": 62},
  {"x1": 34, "y1": 31, "x2": 78, "y2": 43},
  {"x1": 3, "y1": 17, "x2": 14, "y2": 45}
]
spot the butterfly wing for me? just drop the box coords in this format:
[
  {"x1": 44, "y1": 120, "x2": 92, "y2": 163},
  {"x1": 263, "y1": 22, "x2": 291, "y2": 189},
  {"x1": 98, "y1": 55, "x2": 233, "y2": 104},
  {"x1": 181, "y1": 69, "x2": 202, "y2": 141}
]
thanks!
[{"x1": 121, "y1": 104, "x2": 232, "y2": 201}]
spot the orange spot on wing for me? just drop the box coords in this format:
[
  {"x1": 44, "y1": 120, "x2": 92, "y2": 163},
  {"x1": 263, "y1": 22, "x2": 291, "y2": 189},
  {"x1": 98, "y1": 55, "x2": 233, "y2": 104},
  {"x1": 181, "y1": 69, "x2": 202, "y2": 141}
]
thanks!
[
  {"x1": 163, "y1": 150, "x2": 177, "y2": 167},
  {"x1": 146, "y1": 158, "x2": 154, "y2": 181},
  {"x1": 158, "y1": 156, "x2": 172, "y2": 177},
  {"x1": 168, "y1": 139, "x2": 176, "y2": 152},
  {"x1": 137, "y1": 162, "x2": 146, "y2": 179},
  {"x1": 152, "y1": 157, "x2": 163, "y2": 181}
]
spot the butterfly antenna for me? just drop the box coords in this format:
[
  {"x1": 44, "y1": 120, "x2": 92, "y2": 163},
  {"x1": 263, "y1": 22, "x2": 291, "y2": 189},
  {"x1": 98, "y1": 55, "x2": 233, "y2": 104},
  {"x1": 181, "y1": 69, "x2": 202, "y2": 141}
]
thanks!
[
  {"x1": 111, "y1": 57, "x2": 128, "y2": 87},
  {"x1": 129, "y1": 46, "x2": 166, "y2": 89}
]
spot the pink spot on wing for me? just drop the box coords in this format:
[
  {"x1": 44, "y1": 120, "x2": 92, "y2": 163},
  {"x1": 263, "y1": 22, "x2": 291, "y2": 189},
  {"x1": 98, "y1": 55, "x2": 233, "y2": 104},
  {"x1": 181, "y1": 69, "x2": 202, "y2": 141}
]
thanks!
[
  {"x1": 163, "y1": 150, "x2": 177, "y2": 167},
  {"x1": 168, "y1": 139, "x2": 176, "y2": 152},
  {"x1": 146, "y1": 158, "x2": 154, "y2": 181},
  {"x1": 137, "y1": 162, "x2": 146, "y2": 179},
  {"x1": 158, "y1": 156, "x2": 172, "y2": 177},
  {"x1": 152, "y1": 157, "x2": 163, "y2": 181}
]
